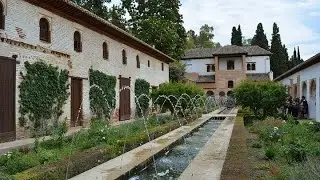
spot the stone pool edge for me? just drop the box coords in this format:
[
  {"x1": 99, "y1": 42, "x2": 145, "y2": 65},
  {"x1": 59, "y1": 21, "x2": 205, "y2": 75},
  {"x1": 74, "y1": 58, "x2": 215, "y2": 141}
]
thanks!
[{"x1": 69, "y1": 108, "x2": 226, "y2": 180}]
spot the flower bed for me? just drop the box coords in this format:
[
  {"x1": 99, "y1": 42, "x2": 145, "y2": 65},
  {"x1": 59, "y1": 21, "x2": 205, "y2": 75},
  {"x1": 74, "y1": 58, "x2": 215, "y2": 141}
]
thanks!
[
  {"x1": 247, "y1": 117, "x2": 320, "y2": 178},
  {"x1": 0, "y1": 113, "x2": 203, "y2": 180}
]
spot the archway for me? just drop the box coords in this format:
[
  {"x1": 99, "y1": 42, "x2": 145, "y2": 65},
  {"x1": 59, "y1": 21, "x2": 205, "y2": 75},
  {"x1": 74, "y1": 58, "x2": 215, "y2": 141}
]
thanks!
[
  {"x1": 309, "y1": 79, "x2": 317, "y2": 119},
  {"x1": 302, "y1": 82, "x2": 307, "y2": 98},
  {"x1": 206, "y1": 91, "x2": 214, "y2": 96},
  {"x1": 219, "y1": 91, "x2": 225, "y2": 97}
]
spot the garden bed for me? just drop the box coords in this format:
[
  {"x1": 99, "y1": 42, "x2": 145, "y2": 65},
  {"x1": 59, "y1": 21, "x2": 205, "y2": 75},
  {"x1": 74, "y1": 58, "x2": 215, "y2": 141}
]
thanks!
[
  {"x1": 246, "y1": 117, "x2": 320, "y2": 179},
  {"x1": 0, "y1": 113, "x2": 205, "y2": 180}
]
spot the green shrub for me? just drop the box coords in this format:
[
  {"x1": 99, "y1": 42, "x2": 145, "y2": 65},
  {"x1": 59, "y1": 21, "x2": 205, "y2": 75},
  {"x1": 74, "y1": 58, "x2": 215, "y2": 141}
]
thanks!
[
  {"x1": 6, "y1": 153, "x2": 41, "y2": 175},
  {"x1": 0, "y1": 172, "x2": 13, "y2": 180},
  {"x1": 135, "y1": 79, "x2": 150, "y2": 117},
  {"x1": 233, "y1": 80, "x2": 287, "y2": 119},
  {"x1": 151, "y1": 82, "x2": 204, "y2": 114},
  {"x1": 264, "y1": 146, "x2": 276, "y2": 160},
  {"x1": 283, "y1": 142, "x2": 306, "y2": 163}
]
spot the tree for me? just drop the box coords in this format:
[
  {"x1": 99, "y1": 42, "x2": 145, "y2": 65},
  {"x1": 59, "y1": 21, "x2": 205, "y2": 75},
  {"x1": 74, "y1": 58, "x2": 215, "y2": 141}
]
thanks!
[
  {"x1": 243, "y1": 37, "x2": 252, "y2": 45},
  {"x1": 236, "y1": 25, "x2": 243, "y2": 46},
  {"x1": 231, "y1": 25, "x2": 242, "y2": 46},
  {"x1": 122, "y1": 0, "x2": 186, "y2": 59},
  {"x1": 297, "y1": 46, "x2": 303, "y2": 63},
  {"x1": 197, "y1": 24, "x2": 215, "y2": 48},
  {"x1": 270, "y1": 23, "x2": 287, "y2": 78},
  {"x1": 251, "y1": 23, "x2": 269, "y2": 50},
  {"x1": 169, "y1": 61, "x2": 186, "y2": 82},
  {"x1": 72, "y1": 0, "x2": 127, "y2": 30},
  {"x1": 233, "y1": 80, "x2": 287, "y2": 119},
  {"x1": 231, "y1": 26, "x2": 237, "y2": 45}
]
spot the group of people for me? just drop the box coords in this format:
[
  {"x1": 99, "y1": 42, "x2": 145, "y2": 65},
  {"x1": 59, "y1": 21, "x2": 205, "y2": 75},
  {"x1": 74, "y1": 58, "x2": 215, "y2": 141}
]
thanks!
[{"x1": 284, "y1": 96, "x2": 309, "y2": 119}]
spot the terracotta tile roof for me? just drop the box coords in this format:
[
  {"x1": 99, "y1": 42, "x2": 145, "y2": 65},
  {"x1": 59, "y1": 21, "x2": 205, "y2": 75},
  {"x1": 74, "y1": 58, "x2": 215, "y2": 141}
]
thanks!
[
  {"x1": 182, "y1": 48, "x2": 218, "y2": 59},
  {"x1": 247, "y1": 73, "x2": 270, "y2": 81},
  {"x1": 212, "y1": 45, "x2": 248, "y2": 56},
  {"x1": 181, "y1": 45, "x2": 272, "y2": 59},
  {"x1": 241, "y1": 46, "x2": 272, "y2": 56}
]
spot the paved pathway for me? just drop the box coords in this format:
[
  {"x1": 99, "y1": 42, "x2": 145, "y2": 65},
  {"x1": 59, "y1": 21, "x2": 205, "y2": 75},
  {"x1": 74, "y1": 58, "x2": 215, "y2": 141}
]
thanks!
[
  {"x1": 70, "y1": 108, "x2": 226, "y2": 180},
  {"x1": 179, "y1": 109, "x2": 237, "y2": 180}
]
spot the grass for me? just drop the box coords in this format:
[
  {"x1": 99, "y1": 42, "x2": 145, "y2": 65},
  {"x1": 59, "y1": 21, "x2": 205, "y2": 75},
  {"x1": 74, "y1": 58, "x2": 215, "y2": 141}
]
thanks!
[{"x1": 220, "y1": 116, "x2": 250, "y2": 180}]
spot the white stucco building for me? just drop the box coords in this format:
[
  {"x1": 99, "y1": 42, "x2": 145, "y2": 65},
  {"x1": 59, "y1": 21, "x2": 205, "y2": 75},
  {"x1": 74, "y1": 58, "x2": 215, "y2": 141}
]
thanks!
[
  {"x1": 275, "y1": 53, "x2": 320, "y2": 122},
  {"x1": 0, "y1": 0, "x2": 172, "y2": 140},
  {"x1": 182, "y1": 45, "x2": 273, "y2": 96}
]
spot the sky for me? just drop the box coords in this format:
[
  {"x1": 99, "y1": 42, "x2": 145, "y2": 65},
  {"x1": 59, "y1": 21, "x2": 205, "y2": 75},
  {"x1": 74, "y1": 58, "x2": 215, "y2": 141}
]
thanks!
[{"x1": 110, "y1": 0, "x2": 320, "y2": 60}]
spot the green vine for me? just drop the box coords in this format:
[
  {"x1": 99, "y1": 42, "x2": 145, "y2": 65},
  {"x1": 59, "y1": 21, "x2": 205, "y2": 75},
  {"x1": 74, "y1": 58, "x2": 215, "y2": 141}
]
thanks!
[
  {"x1": 89, "y1": 69, "x2": 116, "y2": 120},
  {"x1": 135, "y1": 79, "x2": 150, "y2": 117},
  {"x1": 19, "y1": 61, "x2": 69, "y2": 133}
]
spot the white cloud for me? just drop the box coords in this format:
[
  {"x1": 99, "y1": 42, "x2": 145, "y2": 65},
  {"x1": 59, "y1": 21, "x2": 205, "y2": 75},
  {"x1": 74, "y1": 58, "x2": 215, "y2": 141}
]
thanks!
[{"x1": 110, "y1": 0, "x2": 320, "y2": 59}]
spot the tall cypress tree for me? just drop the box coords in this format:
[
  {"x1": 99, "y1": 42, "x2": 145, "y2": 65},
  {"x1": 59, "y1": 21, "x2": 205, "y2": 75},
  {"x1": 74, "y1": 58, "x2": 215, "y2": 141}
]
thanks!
[
  {"x1": 270, "y1": 23, "x2": 286, "y2": 78},
  {"x1": 297, "y1": 46, "x2": 302, "y2": 63},
  {"x1": 251, "y1": 23, "x2": 269, "y2": 50},
  {"x1": 231, "y1": 26, "x2": 237, "y2": 45},
  {"x1": 293, "y1": 47, "x2": 297, "y2": 66},
  {"x1": 236, "y1": 25, "x2": 243, "y2": 46}
]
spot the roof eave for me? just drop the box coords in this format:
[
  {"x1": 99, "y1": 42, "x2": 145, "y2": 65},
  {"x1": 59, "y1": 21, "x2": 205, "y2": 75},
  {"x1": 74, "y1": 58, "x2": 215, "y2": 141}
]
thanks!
[
  {"x1": 274, "y1": 53, "x2": 320, "y2": 81},
  {"x1": 24, "y1": 0, "x2": 174, "y2": 63}
]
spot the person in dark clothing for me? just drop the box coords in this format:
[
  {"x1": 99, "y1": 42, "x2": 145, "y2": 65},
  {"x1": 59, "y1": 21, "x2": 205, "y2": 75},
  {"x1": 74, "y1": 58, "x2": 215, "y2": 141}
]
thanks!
[
  {"x1": 291, "y1": 98, "x2": 300, "y2": 118},
  {"x1": 285, "y1": 96, "x2": 293, "y2": 115},
  {"x1": 300, "y1": 96, "x2": 309, "y2": 119}
]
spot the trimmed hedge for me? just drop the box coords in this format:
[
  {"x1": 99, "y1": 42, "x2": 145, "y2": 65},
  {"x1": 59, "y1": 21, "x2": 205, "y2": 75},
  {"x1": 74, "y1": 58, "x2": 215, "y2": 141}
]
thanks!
[{"x1": 14, "y1": 114, "x2": 201, "y2": 180}]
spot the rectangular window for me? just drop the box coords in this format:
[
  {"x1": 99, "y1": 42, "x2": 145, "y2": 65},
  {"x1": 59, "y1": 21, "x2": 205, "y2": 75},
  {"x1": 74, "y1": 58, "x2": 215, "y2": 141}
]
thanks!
[
  {"x1": 227, "y1": 60, "x2": 234, "y2": 70},
  {"x1": 247, "y1": 62, "x2": 256, "y2": 71},
  {"x1": 206, "y1": 64, "x2": 215, "y2": 72},
  {"x1": 161, "y1": 63, "x2": 164, "y2": 71}
]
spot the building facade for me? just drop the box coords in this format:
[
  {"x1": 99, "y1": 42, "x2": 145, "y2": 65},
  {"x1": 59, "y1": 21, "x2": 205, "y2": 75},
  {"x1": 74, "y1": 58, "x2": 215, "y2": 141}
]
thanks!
[
  {"x1": 181, "y1": 45, "x2": 272, "y2": 96},
  {"x1": 0, "y1": 0, "x2": 172, "y2": 140},
  {"x1": 275, "y1": 53, "x2": 320, "y2": 122}
]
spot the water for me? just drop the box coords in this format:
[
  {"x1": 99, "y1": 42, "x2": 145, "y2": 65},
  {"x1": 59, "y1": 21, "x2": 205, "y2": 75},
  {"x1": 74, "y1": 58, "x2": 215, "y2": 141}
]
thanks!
[{"x1": 128, "y1": 119, "x2": 222, "y2": 180}]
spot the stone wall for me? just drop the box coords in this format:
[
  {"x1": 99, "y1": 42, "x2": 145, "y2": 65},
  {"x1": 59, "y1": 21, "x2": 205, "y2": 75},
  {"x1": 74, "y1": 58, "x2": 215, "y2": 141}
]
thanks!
[{"x1": 0, "y1": 0, "x2": 170, "y2": 139}]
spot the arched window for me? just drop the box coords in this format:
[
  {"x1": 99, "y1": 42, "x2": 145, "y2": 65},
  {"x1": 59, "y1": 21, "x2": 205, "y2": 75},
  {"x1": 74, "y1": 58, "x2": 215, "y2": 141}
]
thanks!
[
  {"x1": 302, "y1": 82, "x2": 307, "y2": 98},
  {"x1": 227, "y1": 60, "x2": 234, "y2": 70},
  {"x1": 206, "y1": 91, "x2": 214, "y2": 96},
  {"x1": 122, "y1": 49, "x2": 127, "y2": 64},
  {"x1": 74, "y1": 31, "x2": 82, "y2": 52},
  {"x1": 136, "y1": 55, "x2": 140, "y2": 68},
  {"x1": 228, "y1": 81, "x2": 234, "y2": 88},
  {"x1": 39, "y1": 18, "x2": 50, "y2": 42},
  {"x1": 219, "y1": 91, "x2": 225, "y2": 97},
  {"x1": 161, "y1": 63, "x2": 164, "y2": 71},
  {"x1": 103, "y1": 42, "x2": 108, "y2": 59},
  {"x1": 0, "y1": 2, "x2": 4, "y2": 30},
  {"x1": 148, "y1": 60, "x2": 150, "y2": 67}
]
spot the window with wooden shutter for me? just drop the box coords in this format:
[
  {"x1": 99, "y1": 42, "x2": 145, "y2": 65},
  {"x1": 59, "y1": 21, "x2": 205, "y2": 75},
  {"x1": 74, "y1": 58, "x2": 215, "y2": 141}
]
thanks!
[
  {"x1": 122, "y1": 49, "x2": 127, "y2": 64},
  {"x1": 136, "y1": 55, "x2": 140, "y2": 68},
  {"x1": 74, "y1": 31, "x2": 82, "y2": 52},
  {"x1": 0, "y1": 3, "x2": 4, "y2": 30},
  {"x1": 103, "y1": 42, "x2": 108, "y2": 59},
  {"x1": 39, "y1": 18, "x2": 50, "y2": 42}
]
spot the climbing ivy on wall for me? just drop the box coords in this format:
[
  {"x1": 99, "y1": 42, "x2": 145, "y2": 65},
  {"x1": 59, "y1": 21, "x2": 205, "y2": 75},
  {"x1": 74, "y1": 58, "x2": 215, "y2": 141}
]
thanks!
[
  {"x1": 19, "y1": 61, "x2": 69, "y2": 132},
  {"x1": 135, "y1": 79, "x2": 150, "y2": 117},
  {"x1": 89, "y1": 69, "x2": 116, "y2": 120}
]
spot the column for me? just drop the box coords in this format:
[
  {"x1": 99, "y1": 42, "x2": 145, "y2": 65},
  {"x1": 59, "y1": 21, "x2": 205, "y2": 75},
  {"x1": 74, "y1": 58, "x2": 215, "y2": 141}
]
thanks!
[
  {"x1": 307, "y1": 79, "x2": 310, "y2": 102},
  {"x1": 300, "y1": 81, "x2": 303, "y2": 99},
  {"x1": 316, "y1": 77, "x2": 320, "y2": 122}
]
